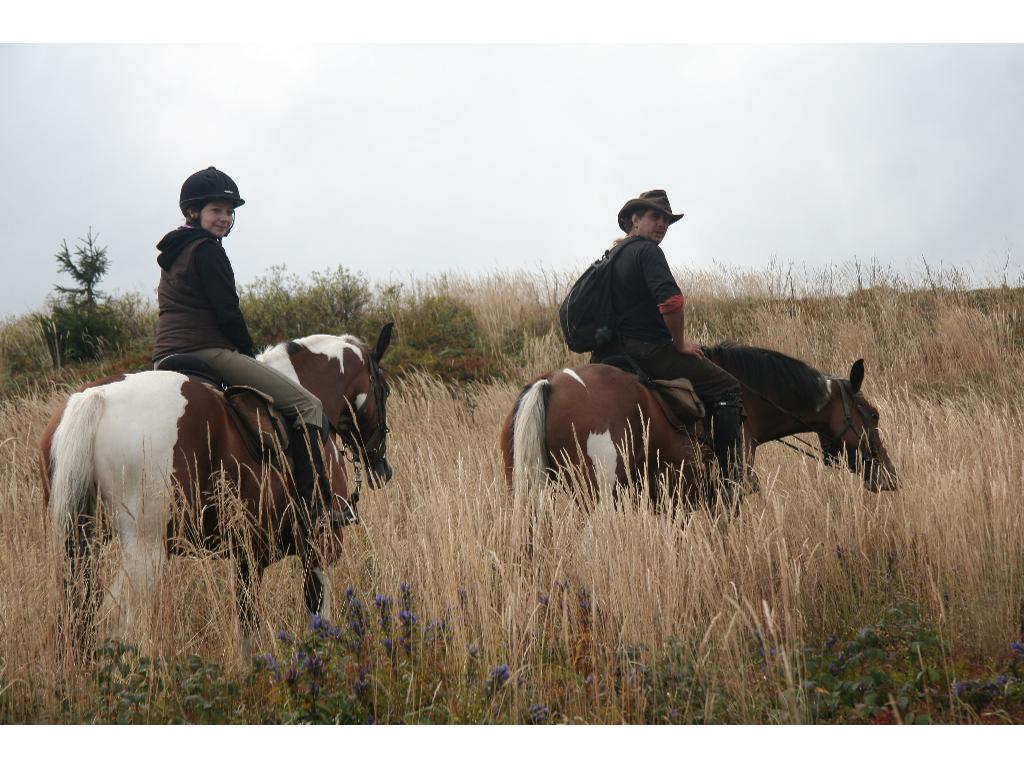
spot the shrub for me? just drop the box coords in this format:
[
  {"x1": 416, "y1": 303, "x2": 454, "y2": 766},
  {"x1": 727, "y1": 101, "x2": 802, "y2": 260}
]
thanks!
[
  {"x1": 0, "y1": 314, "x2": 54, "y2": 378},
  {"x1": 38, "y1": 299, "x2": 127, "y2": 366},
  {"x1": 368, "y1": 283, "x2": 487, "y2": 380},
  {"x1": 33, "y1": 229, "x2": 135, "y2": 367},
  {"x1": 240, "y1": 264, "x2": 371, "y2": 345}
]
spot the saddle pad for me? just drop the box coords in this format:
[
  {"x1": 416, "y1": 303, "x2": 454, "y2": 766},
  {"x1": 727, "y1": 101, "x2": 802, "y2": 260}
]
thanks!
[
  {"x1": 223, "y1": 385, "x2": 291, "y2": 458},
  {"x1": 650, "y1": 377, "x2": 706, "y2": 436}
]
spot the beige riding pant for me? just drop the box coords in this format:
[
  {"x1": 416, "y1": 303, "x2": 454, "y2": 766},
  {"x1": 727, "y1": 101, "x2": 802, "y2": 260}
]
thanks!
[{"x1": 169, "y1": 347, "x2": 327, "y2": 432}]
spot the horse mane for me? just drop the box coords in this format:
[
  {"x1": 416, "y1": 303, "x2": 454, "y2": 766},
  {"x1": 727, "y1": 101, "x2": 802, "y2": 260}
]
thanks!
[{"x1": 705, "y1": 342, "x2": 830, "y2": 412}]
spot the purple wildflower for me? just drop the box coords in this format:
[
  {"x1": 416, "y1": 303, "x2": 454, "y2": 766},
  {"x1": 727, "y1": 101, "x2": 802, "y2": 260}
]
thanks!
[
  {"x1": 527, "y1": 703, "x2": 550, "y2": 724},
  {"x1": 399, "y1": 609, "x2": 417, "y2": 627},
  {"x1": 345, "y1": 588, "x2": 367, "y2": 646},
  {"x1": 954, "y1": 680, "x2": 976, "y2": 697},
  {"x1": 1010, "y1": 641, "x2": 1024, "y2": 657},
  {"x1": 354, "y1": 665, "x2": 369, "y2": 696},
  {"x1": 261, "y1": 652, "x2": 282, "y2": 682},
  {"x1": 276, "y1": 630, "x2": 293, "y2": 645},
  {"x1": 375, "y1": 594, "x2": 393, "y2": 631},
  {"x1": 489, "y1": 664, "x2": 510, "y2": 692},
  {"x1": 577, "y1": 587, "x2": 591, "y2": 613},
  {"x1": 303, "y1": 653, "x2": 323, "y2": 673}
]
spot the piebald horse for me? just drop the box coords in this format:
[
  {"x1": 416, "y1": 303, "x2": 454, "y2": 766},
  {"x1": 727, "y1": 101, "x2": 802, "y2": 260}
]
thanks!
[
  {"x1": 40, "y1": 325, "x2": 393, "y2": 657},
  {"x1": 501, "y1": 343, "x2": 898, "y2": 503}
]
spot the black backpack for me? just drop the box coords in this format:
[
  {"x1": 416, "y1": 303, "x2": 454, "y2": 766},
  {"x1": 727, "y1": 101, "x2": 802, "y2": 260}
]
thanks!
[{"x1": 558, "y1": 238, "x2": 634, "y2": 353}]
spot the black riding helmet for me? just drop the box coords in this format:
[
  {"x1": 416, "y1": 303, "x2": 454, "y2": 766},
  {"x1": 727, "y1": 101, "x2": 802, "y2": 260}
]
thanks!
[{"x1": 179, "y1": 167, "x2": 246, "y2": 215}]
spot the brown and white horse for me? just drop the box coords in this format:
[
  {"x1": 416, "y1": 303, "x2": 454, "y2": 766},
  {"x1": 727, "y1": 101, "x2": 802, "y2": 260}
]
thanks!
[
  {"x1": 40, "y1": 325, "x2": 393, "y2": 657},
  {"x1": 500, "y1": 343, "x2": 898, "y2": 504}
]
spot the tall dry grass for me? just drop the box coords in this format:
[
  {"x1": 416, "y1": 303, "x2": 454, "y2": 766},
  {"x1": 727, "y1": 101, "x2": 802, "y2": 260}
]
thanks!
[{"x1": 1, "y1": 264, "x2": 1023, "y2": 722}]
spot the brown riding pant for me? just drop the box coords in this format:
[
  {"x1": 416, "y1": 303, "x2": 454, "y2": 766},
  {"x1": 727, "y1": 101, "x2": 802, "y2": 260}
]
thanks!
[
  {"x1": 592, "y1": 338, "x2": 742, "y2": 409},
  {"x1": 161, "y1": 347, "x2": 328, "y2": 432}
]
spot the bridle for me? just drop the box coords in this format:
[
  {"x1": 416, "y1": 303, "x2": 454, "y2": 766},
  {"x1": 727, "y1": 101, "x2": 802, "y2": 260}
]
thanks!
[
  {"x1": 743, "y1": 377, "x2": 883, "y2": 468},
  {"x1": 821, "y1": 378, "x2": 880, "y2": 463},
  {"x1": 330, "y1": 349, "x2": 391, "y2": 487}
]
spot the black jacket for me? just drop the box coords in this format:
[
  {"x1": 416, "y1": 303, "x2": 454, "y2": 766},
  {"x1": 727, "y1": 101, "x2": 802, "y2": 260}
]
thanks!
[{"x1": 153, "y1": 226, "x2": 255, "y2": 361}]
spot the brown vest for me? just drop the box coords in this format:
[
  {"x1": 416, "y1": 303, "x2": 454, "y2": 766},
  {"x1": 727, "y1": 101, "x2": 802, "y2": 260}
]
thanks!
[{"x1": 153, "y1": 238, "x2": 238, "y2": 361}]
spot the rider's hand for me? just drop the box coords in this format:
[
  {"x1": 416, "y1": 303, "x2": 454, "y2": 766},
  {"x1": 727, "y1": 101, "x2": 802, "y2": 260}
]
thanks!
[{"x1": 677, "y1": 339, "x2": 705, "y2": 359}]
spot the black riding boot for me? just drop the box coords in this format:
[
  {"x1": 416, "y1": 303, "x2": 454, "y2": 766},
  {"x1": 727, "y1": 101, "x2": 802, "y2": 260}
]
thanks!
[
  {"x1": 710, "y1": 403, "x2": 745, "y2": 502},
  {"x1": 290, "y1": 422, "x2": 334, "y2": 528}
]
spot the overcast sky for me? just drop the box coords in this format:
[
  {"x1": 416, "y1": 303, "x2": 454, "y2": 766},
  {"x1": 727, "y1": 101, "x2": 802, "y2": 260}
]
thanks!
[{"x1": 2, "y1": 43, "x2": 1023, "y2": 316}]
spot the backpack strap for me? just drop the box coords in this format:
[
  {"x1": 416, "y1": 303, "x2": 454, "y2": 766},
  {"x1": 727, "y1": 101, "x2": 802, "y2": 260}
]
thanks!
[{"x1": 602, "y1": 236, "x2": 641, "y2": 341}]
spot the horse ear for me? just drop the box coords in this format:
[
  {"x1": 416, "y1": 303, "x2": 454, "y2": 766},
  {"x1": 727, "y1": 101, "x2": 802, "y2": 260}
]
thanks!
[
  {"x1": 373, "y1": 322, "x2": 395, "y2": 362},
  {"x1": 849, "y1": 359, "x2": 865, "y2": 392}
]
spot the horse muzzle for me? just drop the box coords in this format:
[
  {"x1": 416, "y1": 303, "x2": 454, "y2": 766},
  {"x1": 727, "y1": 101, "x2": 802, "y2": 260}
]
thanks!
[
  {"x1": 367, "y1": 457, "x2": 393, "y2": 488},
  {"x1": 863, "y1": 458, "x2": 899, "y2": 492}
]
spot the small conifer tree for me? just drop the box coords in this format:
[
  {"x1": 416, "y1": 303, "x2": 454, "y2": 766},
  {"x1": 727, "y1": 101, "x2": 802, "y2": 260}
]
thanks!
[
  {"x1": 40, "y1": 228, "x2": 124, "y2": 364},
  {"x1": 54, "y1": 227, "x2": 109, "y2": 307}
]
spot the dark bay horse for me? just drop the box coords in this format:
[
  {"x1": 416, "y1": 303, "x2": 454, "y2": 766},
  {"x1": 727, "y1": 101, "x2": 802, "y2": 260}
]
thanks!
[
  {"x1": 500, "y1": 343, "x2": 898, "y2": 503},
  {"x1": 40, "y1": 325, "x2": 393, "y2": 656}
]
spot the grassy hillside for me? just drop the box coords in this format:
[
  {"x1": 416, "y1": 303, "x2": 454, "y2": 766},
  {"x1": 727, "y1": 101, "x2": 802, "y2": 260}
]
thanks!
[{"x1": 2, "y1": 263, "x2": 1024, "y2": 723}]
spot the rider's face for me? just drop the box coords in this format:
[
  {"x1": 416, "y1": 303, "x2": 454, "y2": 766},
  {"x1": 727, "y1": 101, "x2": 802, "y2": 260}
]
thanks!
[
  {"x1": 631, "y1": 209, "x2": 671, "y2": 244},
  {"x1": 199, "y1": 200, "x2": 235, "y2": 237}
]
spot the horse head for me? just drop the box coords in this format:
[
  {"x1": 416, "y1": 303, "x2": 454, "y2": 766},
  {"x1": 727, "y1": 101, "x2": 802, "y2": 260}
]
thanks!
[
  {"x1": 348, "y1": 323, "x2": 394, "y2": 488},
  {"x1": 269, "y1": 323, "x2": 395, "y2": 489},
  {"x1": 818, "y1": 359, "x2": 899, "y2": 492}
]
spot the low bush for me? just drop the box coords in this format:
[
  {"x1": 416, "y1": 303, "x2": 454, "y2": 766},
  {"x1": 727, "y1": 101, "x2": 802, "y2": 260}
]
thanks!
[{"x1": 240, "y1": 264, "x2": 371, "y2": 346}]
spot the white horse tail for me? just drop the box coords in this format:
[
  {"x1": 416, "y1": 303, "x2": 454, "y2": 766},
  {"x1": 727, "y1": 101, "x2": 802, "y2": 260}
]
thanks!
[
  {"x1": 511, "y1": 378, "x2": 551, "y2": 499},
  {"x1": 49, "y1": 387, "x2": 106, "y2": 541}
]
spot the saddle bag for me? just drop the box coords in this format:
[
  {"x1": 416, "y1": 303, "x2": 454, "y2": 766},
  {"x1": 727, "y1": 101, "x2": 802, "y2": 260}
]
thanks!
[
  {"x1": 598, "y1": 353, "x2": 706, "y2": 437},
  {"x1": 223, "y1": 385, "x2": 292, "y2": 459},
  {"x1": 650, "y1": 377, "x2": 706, "y2": 436}
]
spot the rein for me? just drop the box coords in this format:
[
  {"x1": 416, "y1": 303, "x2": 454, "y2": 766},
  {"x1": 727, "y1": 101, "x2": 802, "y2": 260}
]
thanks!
[
  {"x1": 740, "y1": 383, "x2": 826, "y2": 460},
  {"x1": 741, "y1": 378, "x2": 878, "y2": 465}
]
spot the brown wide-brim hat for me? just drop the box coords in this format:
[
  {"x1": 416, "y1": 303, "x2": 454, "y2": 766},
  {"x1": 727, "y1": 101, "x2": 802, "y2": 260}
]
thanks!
[{"x1": 617, "y1": 189, "x2": 684, "y2": 233}]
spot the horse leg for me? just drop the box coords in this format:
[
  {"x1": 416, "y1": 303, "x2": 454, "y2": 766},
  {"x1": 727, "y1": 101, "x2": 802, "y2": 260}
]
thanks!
[
  {"x1": 60, "y1": 499, "x2": 101, "y2": 665},
  {"x1": 233, "y1": 555, "x2": 265, "y2": 660},
  {"x1": 302, "y1": 549, "x2": 332, "y2": 620},
  {"x1": 100, "y1": 505, "x2": 167, "y2": 643}
]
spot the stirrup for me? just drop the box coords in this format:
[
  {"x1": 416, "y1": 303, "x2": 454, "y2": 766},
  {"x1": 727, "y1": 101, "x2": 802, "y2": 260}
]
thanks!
[{"x1": 329, "y1": 494, "x2": 359, "y2": 527}]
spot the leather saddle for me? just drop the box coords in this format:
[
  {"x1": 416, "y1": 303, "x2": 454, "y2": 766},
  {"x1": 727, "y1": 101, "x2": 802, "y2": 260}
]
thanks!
[
  {"x1": 155, "y1": 353, "x2": 292, "y2": 461},
  {"x1": 599, "y1": 355, "x2": 706, "y2": 438}
]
